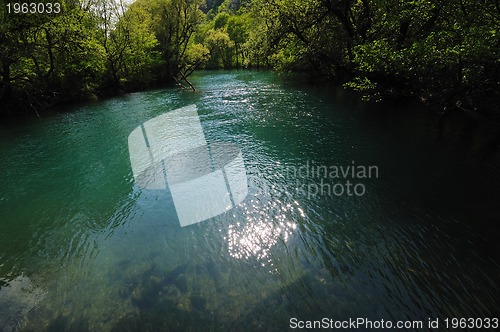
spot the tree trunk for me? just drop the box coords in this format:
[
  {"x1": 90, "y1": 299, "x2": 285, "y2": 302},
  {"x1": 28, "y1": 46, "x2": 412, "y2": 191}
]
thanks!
[
  {"x1": 0, "y1": 59, "x2": 12, "y2": 106},
  {"x1": 179, "y1": 71, "x2": 196, "y2": 91}
]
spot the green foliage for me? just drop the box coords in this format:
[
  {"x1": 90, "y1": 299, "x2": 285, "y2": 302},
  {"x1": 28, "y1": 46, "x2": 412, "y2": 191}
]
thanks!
[
  {"x1": 0, "y1": 0, "x2": 208, "y2": 115},
  {"x1": 193, "y1": 4, "x2": 254, "y2": 69},
  {"x1": 246, "y1": 0, "x2": 500, "y2": 112},
  {"x1": 213, "y1": 12, "x2": 230, "y2": 29},
  {"x1": 1, "y1": 0, "x2": 498, "y2": 115},
  {"x1": 204, "y1": 28, "x2": 234, "y2": 68},
  {"x1": 1, "y1": 1, "x2": 106, "y2": 112}
]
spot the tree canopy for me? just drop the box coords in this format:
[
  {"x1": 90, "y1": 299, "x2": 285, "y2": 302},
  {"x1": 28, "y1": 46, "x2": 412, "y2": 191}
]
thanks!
[
  {"x1": 1, "y1": 0, "x2": 498, "y2": 116},
  {"x1": 0, "y1": 0, "x2": 209, "y2": 115}
]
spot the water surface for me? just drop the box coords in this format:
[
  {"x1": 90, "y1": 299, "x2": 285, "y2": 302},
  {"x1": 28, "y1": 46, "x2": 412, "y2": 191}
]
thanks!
[{"x1": 1, "y1": 71, "x2": 499, "y2": 331}]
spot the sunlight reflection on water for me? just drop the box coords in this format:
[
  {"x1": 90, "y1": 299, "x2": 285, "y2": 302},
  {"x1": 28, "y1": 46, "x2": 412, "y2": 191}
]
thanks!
[{"x1": 225, "y1": 197, "x2": 300, "y2": 271}]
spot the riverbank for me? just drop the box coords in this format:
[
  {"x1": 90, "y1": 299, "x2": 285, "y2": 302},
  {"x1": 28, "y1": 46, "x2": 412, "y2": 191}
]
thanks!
[{"x1": 3, "y1": 68, "x2": 500, "y2": 124}]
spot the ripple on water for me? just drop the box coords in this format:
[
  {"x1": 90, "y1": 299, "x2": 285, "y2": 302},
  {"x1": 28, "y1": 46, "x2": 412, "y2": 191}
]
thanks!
[{"x1": 1, "y1": 71, "x2": 499, "y2": 330}]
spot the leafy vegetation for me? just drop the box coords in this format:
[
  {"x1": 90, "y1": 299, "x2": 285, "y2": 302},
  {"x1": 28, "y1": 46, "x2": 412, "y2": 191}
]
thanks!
[
  {"x1": 244, "y1": 0, "x2": 500, "y2": 112},
  {"x1": 1, "y1": 0, "x2": 498, "y2": 116},
  {"x1": 0, "y1": 0, "x2": 208, "y2": 115}
]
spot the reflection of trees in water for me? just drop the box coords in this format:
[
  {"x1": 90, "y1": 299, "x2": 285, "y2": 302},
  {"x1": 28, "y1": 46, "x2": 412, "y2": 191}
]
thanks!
[{"x1": 437, "y1": 111, "x2": 500, "y2": 156}]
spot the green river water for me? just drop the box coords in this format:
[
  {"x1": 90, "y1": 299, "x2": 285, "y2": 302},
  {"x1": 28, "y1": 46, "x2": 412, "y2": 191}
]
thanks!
[{"x1": 0, "y1": 71, "x2": 499, "y2": 331}]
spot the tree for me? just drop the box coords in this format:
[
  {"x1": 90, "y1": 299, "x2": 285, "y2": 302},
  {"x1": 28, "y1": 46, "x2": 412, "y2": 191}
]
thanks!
[
  {"x1": 226, "y1": 14, "x2": 249, "y2": 67},
  {"x1": 245, "y1": 0, "x2": 500, "y2": 112},
  {"x1": 141, "y1": 0, "x2": 206, "y2": 83},
  {"x1": 0, "y1": 0, "x2": 105, "y2": 114},
  {"x1": 204, "y1": 28, "x2": 234, "y2": 68}
]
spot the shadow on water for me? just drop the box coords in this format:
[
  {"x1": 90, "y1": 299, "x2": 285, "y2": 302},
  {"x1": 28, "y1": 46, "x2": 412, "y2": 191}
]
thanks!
[
  {"x1": 108, "y1": 261, "x2": 244, "y2": 331},
  {"x1": 108, "y1": 266, "x2": 337, "y2": 332}
]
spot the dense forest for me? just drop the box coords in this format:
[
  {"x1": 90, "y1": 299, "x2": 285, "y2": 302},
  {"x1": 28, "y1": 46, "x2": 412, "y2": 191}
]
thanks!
[{"x1": 0, "y1": 0, "x2": 499, "y2": 116}]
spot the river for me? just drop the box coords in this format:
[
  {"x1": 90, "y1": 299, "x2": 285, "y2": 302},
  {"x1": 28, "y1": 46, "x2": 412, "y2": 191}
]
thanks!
[{"x1": 1, "y1": 71, "x2": 499, "y2": 330}]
